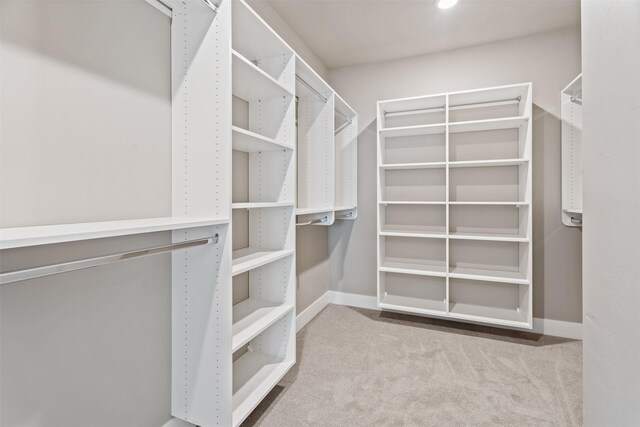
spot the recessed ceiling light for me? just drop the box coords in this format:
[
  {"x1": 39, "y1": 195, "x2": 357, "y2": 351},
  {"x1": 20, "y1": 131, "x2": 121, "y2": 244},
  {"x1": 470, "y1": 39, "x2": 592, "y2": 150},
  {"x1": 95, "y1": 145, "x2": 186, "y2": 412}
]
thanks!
[{"x1": 436, "y1": 0, "x2": 458, "y2": 9}]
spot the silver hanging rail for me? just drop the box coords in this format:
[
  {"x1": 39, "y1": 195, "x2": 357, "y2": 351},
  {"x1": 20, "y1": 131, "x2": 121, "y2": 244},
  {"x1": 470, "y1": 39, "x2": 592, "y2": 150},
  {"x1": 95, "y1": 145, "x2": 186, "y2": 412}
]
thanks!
[
  {"x1": 334, "y1": 120, "x2": 351, "y2": 136},
  {"x1": 296, "y1": 216, "x2": 328, "y2": 226},
  {"x1": 296, "y1": 75, "x2": 328, "y2": 103},
  {"x1": 0, "y1": 235, "x2": 217, "y2": 286},
  {"x1": 336, "y1": 212, "x2": 354, "y2": 220},
  {"x1": 570, "y1": 90, "x2": 583, "y2": 105},
  {"x1": 384, "y1": 96, "x2": 521, "y2": 118}
]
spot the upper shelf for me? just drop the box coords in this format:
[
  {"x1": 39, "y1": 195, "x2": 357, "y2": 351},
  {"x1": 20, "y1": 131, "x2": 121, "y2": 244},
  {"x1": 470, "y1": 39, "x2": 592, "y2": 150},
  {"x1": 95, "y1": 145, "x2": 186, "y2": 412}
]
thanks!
[
  {"x1": 449, "y1": 116, "x2": 528, "y2": 133},
  {"x1": 379, "y1": 123, "x2": 446, "y2": 138},
  {"x1": 232, "y1": 0, "x2": 293, "y2": 62},
  {"x1": 232, "y1": 126, "x2": 293, "y2": 152},
  {"x1": 232, "y1": 50, "x2": 293, "y2": 101},
  {"x1": 0, "y1": 217, "x2": 229, "y2": 250}
]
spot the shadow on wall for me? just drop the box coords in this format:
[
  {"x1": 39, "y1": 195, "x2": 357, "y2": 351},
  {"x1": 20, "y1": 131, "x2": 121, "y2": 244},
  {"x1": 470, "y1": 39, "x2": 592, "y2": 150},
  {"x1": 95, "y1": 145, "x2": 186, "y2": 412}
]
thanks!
[{"x1": 1, "y1": 0, "x2": 169, "y2": 99}]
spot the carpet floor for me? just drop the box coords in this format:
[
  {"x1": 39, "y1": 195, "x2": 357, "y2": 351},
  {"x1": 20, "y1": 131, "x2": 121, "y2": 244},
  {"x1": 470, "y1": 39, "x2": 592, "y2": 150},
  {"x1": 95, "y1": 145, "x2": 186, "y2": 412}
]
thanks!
[{"x1": 243, "y1": 304, "x2": 582, "y2": 426}]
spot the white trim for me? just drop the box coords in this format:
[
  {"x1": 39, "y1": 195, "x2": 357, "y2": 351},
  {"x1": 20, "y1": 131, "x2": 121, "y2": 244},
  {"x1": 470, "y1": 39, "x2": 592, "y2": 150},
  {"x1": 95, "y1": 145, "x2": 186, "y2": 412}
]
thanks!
[
  {"x1": 296, "y1": 292, "x2": 330, "y2": 331},
  {"x1": 324, "y1": 291, "x2": 582, "y2": 340},
  {"x1": 162, "y1": 418, "x2": 195, "y2": 427}
]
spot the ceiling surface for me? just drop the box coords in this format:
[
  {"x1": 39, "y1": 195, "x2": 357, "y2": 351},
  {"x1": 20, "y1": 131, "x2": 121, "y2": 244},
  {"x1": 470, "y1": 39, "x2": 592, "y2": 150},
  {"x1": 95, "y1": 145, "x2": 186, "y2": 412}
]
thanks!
[{"x1": 252, "y1": 0, "x2": 580, "y2": 69}]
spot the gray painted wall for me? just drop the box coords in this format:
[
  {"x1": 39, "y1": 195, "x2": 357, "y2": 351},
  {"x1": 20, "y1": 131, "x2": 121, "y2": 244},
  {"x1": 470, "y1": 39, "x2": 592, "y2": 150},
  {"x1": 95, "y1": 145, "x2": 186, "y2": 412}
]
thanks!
[
  {"x1": 582, "y1": 1, "x2": 640, "y2": 425},
  {"x1": 328, "y1": 26, "x2": 583, "y2": 323}
]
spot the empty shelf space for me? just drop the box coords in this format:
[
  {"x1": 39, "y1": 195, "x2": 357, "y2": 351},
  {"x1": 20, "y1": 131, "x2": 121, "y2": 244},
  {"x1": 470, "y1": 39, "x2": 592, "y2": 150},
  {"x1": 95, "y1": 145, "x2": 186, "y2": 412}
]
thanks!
[
  {"x1": 380, "y1": 162, "x2": 446, "y2": 170},
  {"x1": 232, "y1": 351, "x2": 294, "y2": 427},
  {"x1": 449, "y1": 159, "x2": 528, "y2": 168},
  {"x1": 232, "y1": 126, "x2": 293, "y2": 152},
  {"x1": 448, "y1": 116, "x2": 528, "y2": 134},
  {"x1": 232, "y1": 299, "x2": 294, "y2": 352},
  {"x1": 232, "y1": 247, "x2": 295, "y2": 276},
  {"x1": 0, "y1": 217, "x2": 229, "y2": 250},
  {"x1": 380, "y1": 259, "x2": 447, "y2": 277},
  {"x1": 232, "y1": 50, "x2": 293, "y2": 101},
  {"x1": 449, "y1": 266, "x2": 529, "y2": 285},
  {"x1": 448, "y1": 302, "x2": 528, "y2": 327},
  {"x1": 232, "y1": 202, "x2": 294, "y2": 209},
  {"x1": 380, "y1": 201, "x2": 446, "y2": 206},
  {"x1": 449, "y1": 201, "x2": 529, "y2": 206},
  {"x1": 296, "y1": 207, "x2": 332, "y2": 215},
  {"x1": 448, "y1": 232, "x2": 528, "y2": 242},
  {"x1": 380, "y1": 294, "x2": 446, "y2": 316},
  {"x1": 379, "y1": 123, "x2": 446, "y2": 138}
]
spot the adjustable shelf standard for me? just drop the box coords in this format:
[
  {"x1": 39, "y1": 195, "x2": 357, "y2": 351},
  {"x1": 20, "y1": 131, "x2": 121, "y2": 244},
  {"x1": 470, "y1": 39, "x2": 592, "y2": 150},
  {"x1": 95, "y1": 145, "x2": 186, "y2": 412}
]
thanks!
[{"x1": 561, "y1": 74, "x2": 583, "y2": 227}]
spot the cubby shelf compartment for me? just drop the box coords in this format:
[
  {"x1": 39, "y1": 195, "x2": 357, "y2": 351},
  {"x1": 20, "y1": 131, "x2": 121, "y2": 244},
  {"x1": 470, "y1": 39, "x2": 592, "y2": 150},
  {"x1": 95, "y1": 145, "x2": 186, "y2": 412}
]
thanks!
[
  {"x1": 0, "y1": 217, "x2": 229, "y2": 250},
  {"x1": 232, "y1": 248, "x2": 295, "y2": 276},
  {"x1": 232, "y1": 300, "x2": 294, "y2": 352},
  {"x1": 232, "y1": 50, "x2": 293, "y2": 101},
  {"x1": 232, "y1": 126, "x2": 294, "y2": 152},
  {"x1": 377, "y1": 83, "x2": 533, "y2": 330},
  {"x1": 379, "y1": 123, "x2": 446, "y2": 138},
  {"x1": 232, "y1": 351, "x2": 295, "y2": 427},
  {"x1": 232, "y1": 202, "x2": 294, "y2": 209},
  {"x1": 448, "y1": 116, "x2": 528, "y2": 133}
]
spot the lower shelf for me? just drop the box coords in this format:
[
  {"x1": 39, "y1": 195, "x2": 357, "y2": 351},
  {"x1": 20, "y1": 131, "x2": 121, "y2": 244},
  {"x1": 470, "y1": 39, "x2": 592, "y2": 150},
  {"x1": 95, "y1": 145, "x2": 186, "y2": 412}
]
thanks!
[
  {"x1": 380, "y1": 258, "x2": 447, "y2": 277},
  {"x1": 232, "y1": 299, "x2": 294, "y2": 352},
  {"x1": 380, "y1": 294, "x2": 446, "y2": 316},
  {"x1": 232, "y1": 351, "x2": 294, "y2": 427},
  {"x1": 448, "y1": 302, "x2": 529, "y2": 328},
  {"x1": 232, "y1": 247, "x2": 295, "y2": 276},
  {"x1": 449, "y1": 266, "x2": 529, "y2": 285}
]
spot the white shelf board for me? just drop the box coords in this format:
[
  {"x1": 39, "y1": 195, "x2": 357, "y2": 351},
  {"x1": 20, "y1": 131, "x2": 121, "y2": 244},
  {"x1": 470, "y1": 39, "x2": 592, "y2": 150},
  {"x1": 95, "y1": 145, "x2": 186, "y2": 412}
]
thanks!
[
  {"x1": 563, "y1": 208, "x2": 583, "y2": 214},
  {"x1": 232, "y1": 50, "x2": 293, "y2": 101},
  {"x1": 232, "y1": 351, "x2": 294, "y2": 427},
  {"x1": 335, "y1": 205, "x2": 357, "y2": 211},
  {"x1": 379, "y1": 123, "x2": 446, "y2": 138},
  {"x1": 380, "y1": 230, "x2": 446, "y2": 239},
  {"x1": 448, "y1": 201, "x2": 529, "y2": 206},
  {"x1": 449, "y1": 266, "x2": 529, "y2": 285},
  {"x1": 296, "y1": 207, "x2": 333, "y2": 215},
  {"x1": 232, "y1": 247, "x2": 295, "y2": 276},
  {"x1": 232, "y1": 299, "x2": 294, "y2": 352},
  {"x1": 448, "y1": 232, "x2": 529, "y2": 243},
  {"x1": 0, "y1": 217, "x2": 228, "y2": 250},
  {"x1": 380, "y1": 201, "x2": 446, "y2": 206},
  {"x1": 380, "y1": 258, "x2": 447, "y2": 278},
  {"x1": 448, "y1": 302, "x2": 529, "y2": 328},
  {"x1": 448, "y1": 116, "x2": 528, "y2": 134},
  {"x1": 449, "y1": 158, "x2": 528, "y2": 168},
  {"x1": 232, "y1": 126, "x2": 293, "y2": 152},
  {"x1": 232, "y1": 202, "x2": 294, "y2": 210},
  {"x1": 232, "y1": 0, "x2": 292, "y2": 62},
  {"x1": 380, "y1": 294, "x2": 446, "y2": 316},
  {"x1": 380, "y1": 162, "x2": 446, "y2": 170}
]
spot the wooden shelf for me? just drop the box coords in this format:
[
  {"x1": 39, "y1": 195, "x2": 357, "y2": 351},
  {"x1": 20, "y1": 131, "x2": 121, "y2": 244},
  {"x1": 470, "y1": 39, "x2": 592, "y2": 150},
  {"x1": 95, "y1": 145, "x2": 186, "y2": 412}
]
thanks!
[
  {"x1": 232, "y1": 50, "x2": 293, "y2": 101},
  {"x1": 0, "y1": 217, "x2": 229, "y2": 250},
  {"x1": 448, "y1": 302, "x2": 528, "y2": 328},
  {"x1": 232, "y1": 247, "x2": 294, "y2": 276},
  {"x1": 380, "y1": 258, "x2": 447, "y2": 278},
  {"x1": 232, "y1": 350, "x2": 294, "y2": 427},
  {"x1": 380, "y1": 294, "x2": 446, "y2": 316},
  {"x1": 232, "y1": 126, "x2": 294, "y2": 152},
  {"x1": 448, "y1": 116, "x2": 528, "y2": 133},
  {"x1": 380, "y1": 162, "x2": 446, "y2": 170},
  {"x1": 232, "y1": 299, "x2": 294, "y2": 352},
  {"x1": 379, "y1": 123, "x2": 446, "y2": 138},
  {"x1": 448, "y1": 232, "x2": 529, "y2": 242},
  {"x1": 449, "y1": 159, "x2": 528, "y2": 168},
  {"x1": 232, "y1": 202, "x2": 294, "y2": 209},
  {"x1": 449, "y1": 266, "x2": 529, "y2": 285}
]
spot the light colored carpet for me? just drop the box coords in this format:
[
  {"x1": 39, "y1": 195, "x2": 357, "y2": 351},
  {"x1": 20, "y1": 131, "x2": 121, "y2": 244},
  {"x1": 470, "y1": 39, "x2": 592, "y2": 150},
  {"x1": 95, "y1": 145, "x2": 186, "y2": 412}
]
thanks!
[{"x1": 244, "y1": 304, "x2": 582, "y2": 426}]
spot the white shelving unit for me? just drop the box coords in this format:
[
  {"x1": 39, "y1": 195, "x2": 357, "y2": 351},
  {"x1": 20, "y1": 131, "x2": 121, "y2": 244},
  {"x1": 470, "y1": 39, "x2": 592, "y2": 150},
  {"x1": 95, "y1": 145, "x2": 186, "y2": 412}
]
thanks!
[
  {"x1": 377, "y1": 83, "x2": 533, "y2": 330},
  {"x1": 230, "y1": 1, "x2": 296, "y2": 425},
  {"x1": 561, "y1": 74, "x2": 583, "y2": 227},
  {"x1": 335, "y1": 94, "x2": 358, "y2": 220}
]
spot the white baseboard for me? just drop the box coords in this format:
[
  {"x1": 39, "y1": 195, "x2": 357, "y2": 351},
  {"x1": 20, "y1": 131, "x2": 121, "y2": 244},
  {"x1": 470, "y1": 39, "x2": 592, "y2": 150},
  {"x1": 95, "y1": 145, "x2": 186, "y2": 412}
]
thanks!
[
  {"x1": 320, "y1": 290, "x2": 582, "y2": 340},
  {"x1": 296, "y1": 291, "x2": 330, "y2": 331},
  {"x1": 162, "y1": 418, "x2": 195, "y2": 427}
]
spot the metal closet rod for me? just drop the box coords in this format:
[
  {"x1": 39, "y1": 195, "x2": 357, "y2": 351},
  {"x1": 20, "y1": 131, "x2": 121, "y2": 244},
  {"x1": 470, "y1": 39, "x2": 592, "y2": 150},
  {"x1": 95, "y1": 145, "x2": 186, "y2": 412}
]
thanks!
[
  {"x1": 570, "y1": 90, "x2": 583, "y2": 105},
  {"x1": 296, "y1": 216, "x2": 328, "y2": 226},
  {"x1": 0, "y1": 235, "x2": 217, "y2": 286},
  {"x1": 336, "y1": 212, "x2": 354, "y2": 220},
  {"x1": 334, "y1": 121, "x2": 351, "y2": 136},
  {"x1": 296, "y1": 75, "x2": 353, "y2": 126},
  {"x1": 384, "y1": 96, "x2": 522, "y2": 118}
]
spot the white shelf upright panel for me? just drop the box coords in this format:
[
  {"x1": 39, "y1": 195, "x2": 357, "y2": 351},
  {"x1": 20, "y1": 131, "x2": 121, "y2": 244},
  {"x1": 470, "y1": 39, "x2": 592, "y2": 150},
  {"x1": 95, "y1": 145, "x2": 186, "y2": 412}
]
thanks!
[
  {"x1": 377, "y1": 83, "x2": 533, "y2": 330},
  {"x1": 561, "y1": 74, "x2": 583, "y2": 227},
  {"x1": 334, "y1": 93, "x2": 358, "y2": 220}
]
